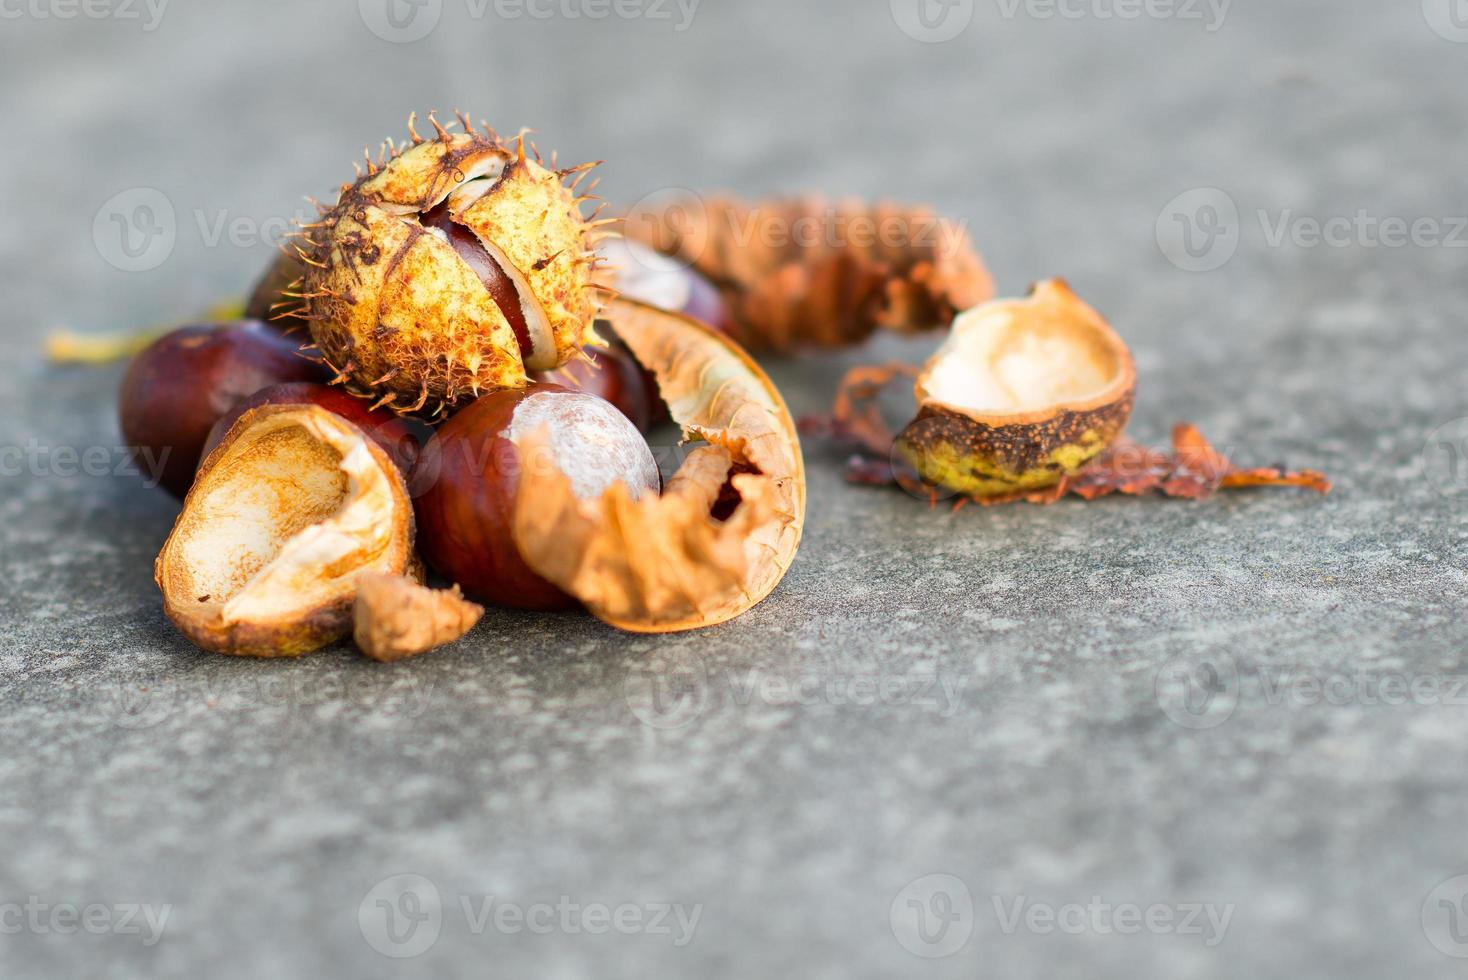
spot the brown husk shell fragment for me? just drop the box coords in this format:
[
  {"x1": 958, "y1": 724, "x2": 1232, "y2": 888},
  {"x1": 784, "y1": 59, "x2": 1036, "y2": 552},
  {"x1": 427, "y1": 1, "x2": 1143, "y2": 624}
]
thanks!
[
  {"x1": 896, "y1": 280, "x2": 1138, "y2": 498},
  {"x1": 511, "y1": 297, "x2": 805, "y2": 633},
  {"x1": 154, "y1": 404, "x2": 414, "y2": 656},
  {"x1": 624, "y1": 195, "x2": 993, "y2": 352},
  {"x1": 353, "y1": 573, "x2": 484, "y2": 662}
]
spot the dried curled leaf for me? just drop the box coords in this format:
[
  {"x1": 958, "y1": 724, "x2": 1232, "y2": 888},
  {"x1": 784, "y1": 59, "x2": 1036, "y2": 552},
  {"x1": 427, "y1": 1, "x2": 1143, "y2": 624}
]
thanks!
[
  {"x1": 154, "y1": 405, "x2": 415, "y2": 656},
  {"x1": 624, "y1": 195, "x2": 992, "y2": 352},
  {"x1": 353, "y1": 572, "x2": 484, "y2": 663},
  {"x1": 512, "y1": 297, "x2": 805, "y2": 632}
]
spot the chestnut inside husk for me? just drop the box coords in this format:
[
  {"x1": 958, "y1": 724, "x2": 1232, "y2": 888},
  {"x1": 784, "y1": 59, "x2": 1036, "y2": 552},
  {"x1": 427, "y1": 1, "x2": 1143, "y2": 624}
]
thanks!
[
  {"x1": 414, "y1": 383, "x2": 662, "y2": 611},
  {"x1": 511, "y1": 297, "x2": 806, "y2": 633}
]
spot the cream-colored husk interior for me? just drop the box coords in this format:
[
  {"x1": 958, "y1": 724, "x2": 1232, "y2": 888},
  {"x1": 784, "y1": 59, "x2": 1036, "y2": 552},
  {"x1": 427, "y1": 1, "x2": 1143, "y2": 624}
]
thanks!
[
  {"x1": 922, "y1": 302, "x2": 1122, "y2": 415},
  {"x1": 166, "y1": 409, "x2": 398, "y2": 625}
]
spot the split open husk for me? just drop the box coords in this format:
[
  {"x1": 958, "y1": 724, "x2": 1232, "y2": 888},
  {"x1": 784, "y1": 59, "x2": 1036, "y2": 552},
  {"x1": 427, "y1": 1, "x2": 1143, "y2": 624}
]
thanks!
[
  {"x1": 512, "y1": 297, "x2": 805, "y2": 632},
  {"x1": 295, "y1": 115, "x2": 604, "y2": 415},
  {"x1": 897, "y1": 279, "x2": 1137, "y2": 498},
  {"x1": 154, "y1": 404, "x2": 414, "y2": 656}
]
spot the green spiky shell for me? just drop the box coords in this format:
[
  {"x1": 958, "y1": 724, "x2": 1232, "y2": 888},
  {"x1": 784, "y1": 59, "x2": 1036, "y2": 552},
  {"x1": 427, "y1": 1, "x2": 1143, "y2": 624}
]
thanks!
[{"x1": 294, "y1": 114, "x2": 605, "y2": 416}]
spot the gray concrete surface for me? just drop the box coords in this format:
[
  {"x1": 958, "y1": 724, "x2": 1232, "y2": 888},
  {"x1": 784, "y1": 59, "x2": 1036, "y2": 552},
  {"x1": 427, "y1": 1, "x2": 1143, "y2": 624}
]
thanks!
[{"x1": 3, "y1": 1, "x2": 1467, "y2": 977}]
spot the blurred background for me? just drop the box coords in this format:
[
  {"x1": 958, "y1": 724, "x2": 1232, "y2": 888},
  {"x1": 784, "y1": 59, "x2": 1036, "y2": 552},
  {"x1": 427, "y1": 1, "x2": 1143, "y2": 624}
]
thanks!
[{"x1": 3, "y1": 1, "x2": 1468, "y2": 977}]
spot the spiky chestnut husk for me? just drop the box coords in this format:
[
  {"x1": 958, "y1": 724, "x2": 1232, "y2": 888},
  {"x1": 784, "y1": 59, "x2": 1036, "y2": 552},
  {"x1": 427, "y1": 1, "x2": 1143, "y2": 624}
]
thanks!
[
  {"x1": 290, "y1": 112, "x2": 609, "y2": 417},
  {"x1": 896, "y1": 280, "x2": 1136, "y2": 499}
]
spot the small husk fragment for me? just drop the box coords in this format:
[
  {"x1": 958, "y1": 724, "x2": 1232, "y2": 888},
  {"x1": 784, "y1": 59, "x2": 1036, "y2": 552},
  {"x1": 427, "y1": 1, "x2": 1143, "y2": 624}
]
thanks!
[
  {"x1": 154, "y1": 404, "x2": 414, "y2": 656},
  {"x1": 511, "y1": 297, "x2": 805, "y2": 633},
  {"x1": 353, "y1": 573, "x2": 484, "y2": 662},
  {"x1": 624, "y1": 195, "x2": 992, "y2": 352},
  {"x1": 897, "y1": 279, "x2": 1137, "y2": 498}
]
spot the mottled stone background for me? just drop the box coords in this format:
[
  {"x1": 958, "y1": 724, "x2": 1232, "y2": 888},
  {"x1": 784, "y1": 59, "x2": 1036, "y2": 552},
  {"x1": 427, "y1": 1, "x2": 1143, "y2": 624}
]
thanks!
[{"x1": 2, "y1": 1, "x2": 1466, "y2": 977}]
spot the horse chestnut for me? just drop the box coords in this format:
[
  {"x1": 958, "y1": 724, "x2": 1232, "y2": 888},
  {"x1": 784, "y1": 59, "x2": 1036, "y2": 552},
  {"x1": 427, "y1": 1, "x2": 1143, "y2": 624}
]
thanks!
[
  {"x1": 118, "y1": 321, "x2": 326, "y2": 498},
  {"x1": 202, "y1": 383, "x2": 423, "y2": 476},
  {"x1": 602, "y1": 238, "x2": 732, "y2": 337},
  {"x1": 415, "y1": 384, "x2": 661, "y2": 610},
  {"x1": 530, "y1": 335, "x2": 653, "y2": 431}
]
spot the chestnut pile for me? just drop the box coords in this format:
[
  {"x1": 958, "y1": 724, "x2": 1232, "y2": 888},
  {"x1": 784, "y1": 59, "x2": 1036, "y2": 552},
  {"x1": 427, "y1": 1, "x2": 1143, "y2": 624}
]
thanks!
[{"x1": 128, "y1": 114, "x2": 804, "y2": 660}]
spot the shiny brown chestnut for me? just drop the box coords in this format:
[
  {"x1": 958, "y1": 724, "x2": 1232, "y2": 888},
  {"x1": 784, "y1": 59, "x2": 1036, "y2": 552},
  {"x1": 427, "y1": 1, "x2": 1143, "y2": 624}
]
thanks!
[
  {"x1": 119, "y1": 321, "x2": 326, "y2": 498},
  {"x1": 414, "y1": 383, "x2": 662, "y2": 610},
  {"x1": 530, "y1": 335, "x2": 653, "y2": 432},
  {"x1": 202, "y1": 383, "x2": 423, "y2": 476},
  {"x1": 602, "y1": 238, "x2": 733, "y2": 337}
]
